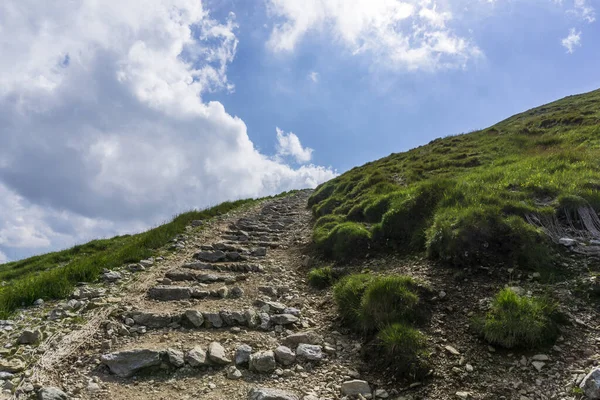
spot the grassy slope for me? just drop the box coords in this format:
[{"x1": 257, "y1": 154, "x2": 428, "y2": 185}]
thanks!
[
  {"x1": 0, "y1": 193, "x2": 294, "y2": 318},
  {"x1": 309, "y1": 89, "x2": 600, "y2": 269}
]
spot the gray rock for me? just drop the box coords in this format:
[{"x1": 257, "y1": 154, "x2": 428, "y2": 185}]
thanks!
[
  {"x1": 261, "y1": 301, "x2": 287, "y2": 314},
  {"x1": 33, "y1": 299, "x2": 44, "y2": 306},
  {"x1": 101, "y1": 349, "x2": 163, "y2": 377},
  {"x1": 296, "y1": 344, "x2": 323, "y2": 361},
  {"x1": 341, "y1": 380, "x2": 371, "y2": 396},
  {"x1": 102, "y1": 271, "x2": 122, "y2": 282},
  {"x1": 259, "y1": 312, "x2": 271, "y2": 330},
  {"x1": 208, "y1": 342, "x2": 231, "y2": 365},
  {"x1": 195, "y1": 250, "x2": 226, "y2": 263},
  {"x1": 48, "y1": 308, "x2": 68, "y2": 321},
  {"x1": 18, "y1": 329, "x2": 42, "y2": 345},
  {"x1": 37, "y1": 386, "x2": 69, "y2": 400},
  {"x1": 0, "y1": 372, "x2": 14, "y2": 380},
  {"x1": 248, "y1": 387, "x2": 299, "y2": 400},
  {"x1": 72, "y1": 287, "x2": 104, "y2": 299},
  {"x1": 270, "y1": 314, "x2": 298, "y2": 325},
  {"x1": 230, "y1": 287, "x2": 244, "y2": 299},
  {"x1": 230, "y1": 311, "x2": 247, "y2": 325},
  {"x1": 245, "y1": 309, "x2": 260, "y2": 328},
  {"x1": 203, "y1": 312, "x2": 224, "y2": 328},
  {"x1": 235, "y1": 344, "x2": 253, "y2": 366},
  {"x1": 283, "y1": 331, "x2": 323, "y2": 348},
  {"x1": 252, "y1": 247, "x2": 267, "y2": 257},
  {"x1": 249, "y1": 350, "x2": 276, "y2": 373},
  {"x1": 559, "y1": 237, "x2": 577, "y2": 247},
  {"x1": 274, "y1": 346, "x2": 296, "y2": 366},
  {"x1": 217, "y1": 286, "x2": 229, "y2": 298},
  {"x1": 148, "y1": 286, "x2": 191, "y2": 301},
  {"x1": 183, "y1": 310, "x2": 204, "y2": 328},
  {"x1": 186, "y1": 346, "x2": 208, "y2": 367},
  {"x1": 581, "y1": 368, "x2": 600, "y2": 399},
  {"x1": 227, "y1": 365, "x2": 243, "y2": 380},
  {"x1": 167, "y1": 348, "x2": 185, "y2": 368},
  {"x1": 283, "y1": 308, "x2": 301, "y2": 317},
  {"x1": 131, "y1": 312, "x2": 172, "y2": 328}
]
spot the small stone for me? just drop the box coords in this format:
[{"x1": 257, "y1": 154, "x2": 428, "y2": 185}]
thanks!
[
  {"x1": 226, "y1": 366, "x2": 242, "y2": 380},
  {"x1": 456, "y1": 392, "x2": 470, "y2": 399},
  {"x1": 559, "y1": 237, "x2": 576, "y2": 247},
  {"x1": 217, "y1": 287, "x2": 229, "y2": 298},
  {"x1": 37, "y1": 386, "x2": 69, "y2": 400},
  {"x1": 208, "y1": 342, "x2": 231, "y2": 365},
  {"x1": 270, "y1": 314, "x2": 298, "y2": 325},
  {"x1": 375, "y1": 388, "x2": 389, "y2": 398},
  {"x1": 465, "y1": 364, "x2": 474, "y2": 372},
  {"x1": 235, "y1": 344, "x2": 253, "y2": 366},
  {"x1": 274, "y1": 346, "x2": 296, "y2": 366},
  {"x1": 186, "y1": 346, "x2": 208, "y2": 367},
  {"x1": 283, "y1": 331, "x2": 323, "y2": 348},
  {"x1": 230, "y1": 287, "x2": 244, "y2": 299},
  {"x1": 167, "y1": 348, "x2": 185, "y2": 368},
  {"x1": 18, "y1": 329, "x2": 42, "y2": 345},
  {"x1": 341, "y1": 380, "x2": 371, "y2": 396},
  {"x1": 101, "y1": 349, "x2": 162, "y2": 377},
  {"x1": 580, "y1": 368, "x2": 600, "y2": 399},
  {"x1": 296, "y1": 344, "x2": 323, "y2": 361},
  {"x1": 249, "y1": 350, "x2": 276, "y2": 373},
  {"x1": 248, "y1": 387, "x2": 299, "y2": 400},
  {"x1": 445, "y1": 345, "x2": 460, "y2": 355},
  {"x1": 183, "y1": 310, "x2": 204, "y2": 328},
  {"x1": 531, "y1": 354, "x2": 549, "y2": 361},
  {"x1": 102, "y1": 270, "x2": 122, "y2": 282},
  {"x1": 203, "y1": 312, "x2": 223, "y2": 328},
  {"x1": 532, "y1": 361, "x2": 545, "y2": 372}
]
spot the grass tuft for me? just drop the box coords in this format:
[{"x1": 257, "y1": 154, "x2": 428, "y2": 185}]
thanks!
[
  {"x1": 476, "y1": 288, "x2": 559, "y2": 349},
  {"x1": 307, "y1": 266, "x2": 335, "y2": 289},
  {"x1": 333, "y1": 274, "x2": 374, "y2": 328}
]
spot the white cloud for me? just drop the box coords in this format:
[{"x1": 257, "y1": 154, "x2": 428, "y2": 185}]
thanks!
[
  {"x1": 0, "y1": 0, "x2": 336, "y2": 259},
  {"x1": 308, "y1": 71, "x2": 320, "y2": 82},
  {"x1": 265, "y1": 0, "x2": 481, "y2": 71},
  {"x1": 571, "y1": 0, "x2": 596, "y2": 23},
  {"x1": 275, "y1": 128, "x2": 314, "y2": 164},
  {"x1": 561, "y1": 28, "x2": 582, "y2": 53},
  {"x1": 0, "y1": 250, "x2": 7, "y2": 264}
]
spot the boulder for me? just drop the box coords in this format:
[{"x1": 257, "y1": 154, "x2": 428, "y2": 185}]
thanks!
[
  {"x1": 341, "y1": 380, "x2": 371, "y2": 396},
  {"x1": 37, "y1": 386, "x2": 69, "y2": 400},
  {"x1": 230, "y1": 287, "x2": 244, "y2": 299},
  {"x1": 249, "y1": 350, "x2": 276, "y2": 373},
  {"x1": 101, "y1": 349, "x2": 163, "y2": 377},
  {"x1": 186, "y1": 346, "x2": 208, "y2": 367},
  {"x1": 248, "y1": 387, "x2": 299, "y2": 400},
  {"x1": 296, "y1": 344, "x2": 323, "y2": 361},
  {"x1": 102, "y1": 271, "x2": 122, "y2": 282},
  {"x1": 195, "y1": 250, "x2": 226, "y2": 262},
  {"x1": 274, "y1": 346, "x2": 296, "y2": 366},
  {"x1": 208, "y1": 342, "x2": 231, "y2": 365},
  {"x1": 581, "y1": 368, "x2": 600, "y2": 399},
  {"x1": 0, "y1": 359, "x2": 26, "y2": 373}
]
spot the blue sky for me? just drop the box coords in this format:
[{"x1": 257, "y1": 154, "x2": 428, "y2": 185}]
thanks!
[{"x1": 0, "y1": 0, "x2": 598, "y2": 262}]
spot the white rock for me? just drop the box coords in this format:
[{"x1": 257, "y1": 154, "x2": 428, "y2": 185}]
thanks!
[{"x1": 342, "y1": 380, "x2": 371, "y2": 396}]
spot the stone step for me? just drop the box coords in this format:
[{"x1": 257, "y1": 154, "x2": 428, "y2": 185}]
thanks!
[
  {"x1": 182, "y1": 261, "x2": 265, "y2": 273},
  {"x1": 163, "y1": 269, "x2": 244, "y2": 283}
]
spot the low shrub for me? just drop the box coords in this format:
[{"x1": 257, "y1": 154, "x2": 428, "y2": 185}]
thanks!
[
  {"x1": 376, "y1": 323, "x2": 429, "y2": 376},
  {"x1": 308, "y1": 267, "x2": 334, "y2": 289},
  {"x1": 333, "y1": 274, "x2": 374, "y2": 328},
  {"x1": 359, "y1": 275, "x2": 422, "y2": 331},
  {"x1": 476, "y1": 288, "x2": 559, "y2": 349}
]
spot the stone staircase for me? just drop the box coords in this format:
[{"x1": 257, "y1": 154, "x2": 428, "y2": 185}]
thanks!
[{"x1": 85, "y1": 191, "x2": 372, "y2": 400}]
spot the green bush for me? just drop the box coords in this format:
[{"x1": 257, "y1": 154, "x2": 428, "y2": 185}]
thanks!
[
  {"x1": 426, "y1": 206, "x2": 549, "y2": 268},
  {"x1": 308, "y1": 267, "x2": 334, "y2": 289},
  {"x1": 377, "y1": 323, "x2": 428, "y2": 375},
  {"x1": 477, "y1": 288, "x2": 559, "y2": 349},
  {"x1": 359, "y1": 275, "x2": 422, "y2": 331},
  {"x1": 333, "y1": 274, "x2": 374, "y2": 328}
]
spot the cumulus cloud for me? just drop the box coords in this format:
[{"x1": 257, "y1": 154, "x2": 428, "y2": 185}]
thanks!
[
  {"x1": 275, "y1": 128, "x2": 314, "y2": 164},
  {"x1": 0, "y1": 0, "x2": 336, "y2": 259},
  {"x1": 265, "y1": 0, "x2": 481, "y2": 71},
  {"x1": 308, "y1": 71, "x2": 320, "y2": 83},
  {"x1": 561, "y1": 28, "x2": 582, "y2": 53},
  {"x1": 570, "y1": 0, "x2": 596, "y2": 23}
]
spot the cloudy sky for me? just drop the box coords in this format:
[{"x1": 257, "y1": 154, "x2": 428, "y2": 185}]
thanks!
[{"x1": 0, "y1": 0, "x2": 598, "y2": 262}]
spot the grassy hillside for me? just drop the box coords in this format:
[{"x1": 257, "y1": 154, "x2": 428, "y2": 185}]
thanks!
[
  {"x1": 309, "y1": 89, "x2": 600, "y2": 270},
  {"x1": 0, "y1": 196, "x2": 280, "y2": 318}
]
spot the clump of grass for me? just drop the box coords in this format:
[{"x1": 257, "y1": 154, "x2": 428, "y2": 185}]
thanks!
[
  {"x1": 476, "y1": 288, "x2": 559, "y2": 349},
  {"x1": 0, "y1": 197, "x2": 270, "y2": 318},
  {"x1": 308, "y1": 266, "x2": 334, "y2": 289},
  {"x1": 359, "y1": 275, "x2": 422, "y2": 331},
  {"x1": 315, "y1": 221, "x2": 371, "y2": 261},
  {"x1": 333, "y1": 274, "x2": 374, "y2": 327},
  {"x1": 376, "y1": 323, "x2": 429, "y2": 377}
]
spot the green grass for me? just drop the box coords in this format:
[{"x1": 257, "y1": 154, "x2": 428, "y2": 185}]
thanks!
[
  {"x1": 307, "y1": 266, "x2": 335, "y2": 289},
  {"x1": 0, "y1": 193, "x2": 295, "y2": 318},
  {"x1": 332, "y1": 274, "x2": 374, "y2": 327},
  {"x1": 308, "y1": 88, "x2": 600, "y2": 269},
  {"x1": 376, "y1": 323, "x2": 429, "y2": 377},
  {"x1": 476, "y1": 288, "x2": 559, "y2": 349}
]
